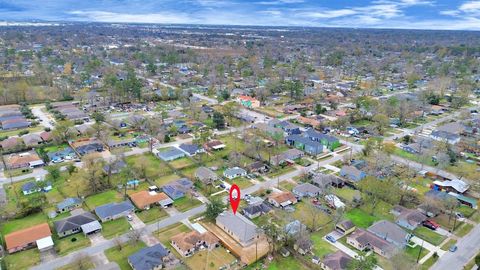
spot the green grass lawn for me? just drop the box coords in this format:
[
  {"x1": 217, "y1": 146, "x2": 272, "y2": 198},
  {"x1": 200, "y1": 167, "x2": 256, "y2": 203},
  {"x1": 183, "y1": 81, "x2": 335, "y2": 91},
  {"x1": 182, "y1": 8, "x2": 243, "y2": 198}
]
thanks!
[
  {"x1": 311, "y1": 231, "x2": 338, "y2": 257},
  {"x1": 393, "y1": 148, "x2": 436, "y2": 166},
  {"x1": 268, "y1": 166, "x2": 296, "y2": 178},
  {"x1": 457, "y1": 205, "x2": 477, "y2": 218},
  {"x1": 225, "y1": 177, "x2": 253, "y2": 190},
  {"x1": 54, "y1": 233, "x2": 91, "y2": 256},
  {"x1": 267, "y1": 256, "x2": 308, "y2": 270},
  {"x1": 421, "y1": 255, "x2": 438, "y2": 270},
  {"x1": 414, "y1": 227, "x2": 447, "y2": 246},
  {"x1": 125, "y1": 153, "x2": 172, "y2": 179},
  {"x1": 174, "y1": 197, "x2": 203, "y2": 212},
  {"x1": 155, "y1": 174, "x2": 181, "y2": 187},
  {"x1": 405, "y1": 245, "x2": 429, "y2": 261},
  {"x1": 169, "y1": 157, "x2": 196, "y2": 170},
  {"x1": 105, "y1": 241, "x2": 146, "y2": 270},
  {"x1": 135, "y1": 208, "x2": 169, "y2": 224},
  {"x1": 6, "y1": 168, "x2": 33, "y2": 177},
  {"x1": 101, "y1": 218, "x2": 131, "y2": 239},
  {"x1": 334, "y1": 188, "x2": 358, "y2": 203},
  {"x1": 440, "y1": 239, "x2": 457, "y2": 251},
  {"x1": 84, "y1": 190, "x2": 123, "y2": 210},
  {"x1": 56, "y1": 260, "x2": 95, "y2": 270},
  {"x1": 3, "y1": 248, "x2": 41, "y2": 270},
  {"x1": 345, "y1": 208, "x2": 379, "y2": 228},
  {"x1": 154, "y1": 223, "x2": 191, "y2": 245},
  {"x1": 0, "y1": 125, "x2": 43, "y2": 137},
  {"x1": 455, "y1": 223, "x2": 474, "y2": 237},
  {"x1": 1, "y1": 212, "x2": 48, "y2": 235},
  {"x1": 279, "y1": 181, "x2": 296, "y2": 192},
  {"x1": 359, "y1": 200, "x2": 395, "y2": 222}
]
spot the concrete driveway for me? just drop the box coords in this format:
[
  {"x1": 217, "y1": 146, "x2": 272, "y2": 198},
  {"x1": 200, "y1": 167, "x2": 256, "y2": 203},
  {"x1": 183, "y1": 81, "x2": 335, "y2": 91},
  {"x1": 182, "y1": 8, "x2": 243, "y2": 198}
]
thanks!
[{"x1": 127, "y1": 213, "x2": 145, "y2": 230}]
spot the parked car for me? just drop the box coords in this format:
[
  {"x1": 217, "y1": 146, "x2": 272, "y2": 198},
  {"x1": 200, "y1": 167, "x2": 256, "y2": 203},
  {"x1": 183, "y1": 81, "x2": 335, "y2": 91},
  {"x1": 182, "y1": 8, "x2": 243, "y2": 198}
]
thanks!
[
  {"x1": 422, "y1": 220, "x2": 440, "y2": 230},
  {"x1": 127, "y1": 215, "x2": 133, "y2": 221},
  {"x1": 326, "y1": 235, "x2": 336, "y2": 243},
  {"x1": 449, "y1": 245, "x2": 458, "y2": 252}
]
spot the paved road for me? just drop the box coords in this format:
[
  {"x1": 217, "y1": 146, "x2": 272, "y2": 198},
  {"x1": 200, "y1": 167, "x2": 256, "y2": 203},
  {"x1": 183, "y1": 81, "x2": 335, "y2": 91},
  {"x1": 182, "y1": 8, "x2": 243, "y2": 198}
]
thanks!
[
  {"x1": 31, "y1": 205, "x2": 206, "y2": 270},
  {"x1": 31, "y1": 105, "x2": 55, "y2": 129},
  {"x1": 431, "y1": 224, "x2": 480, "y2": 270}
]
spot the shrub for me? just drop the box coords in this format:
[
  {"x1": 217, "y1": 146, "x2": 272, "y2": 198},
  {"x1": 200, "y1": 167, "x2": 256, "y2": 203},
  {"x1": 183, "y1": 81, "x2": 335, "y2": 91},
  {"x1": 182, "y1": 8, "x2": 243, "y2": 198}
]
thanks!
[{"x1": 18, "y1": 130, "x2": 29, "y2": 136}]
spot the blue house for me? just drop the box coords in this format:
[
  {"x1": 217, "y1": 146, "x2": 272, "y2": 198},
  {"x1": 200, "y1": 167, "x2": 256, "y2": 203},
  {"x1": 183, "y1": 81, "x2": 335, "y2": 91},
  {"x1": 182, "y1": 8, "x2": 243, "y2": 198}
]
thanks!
[
  {"x1": 156, "y1": 147, "x2": 186, "y2": 161},
  {"x1": 285, "y1": 135, "x2": 323, "y2": 156},
  {"x1": 162, "y1": 178, "x2": 194, "y2": 200},
  {"x1": 178, "y1": 143, "x2": 203, "y2": 156},
  {"x1": 340, "y1": 165, "x2": 366, "y2": 182},
  {"x1": 128, "y1": 244, "x2": 170, "y2": 270},
  {"x1": 304, "y1": 129, "x2": 341, "y2": 151},
  {"x1": 22, "y1": 181, "x2": 52, "y2": 195}
]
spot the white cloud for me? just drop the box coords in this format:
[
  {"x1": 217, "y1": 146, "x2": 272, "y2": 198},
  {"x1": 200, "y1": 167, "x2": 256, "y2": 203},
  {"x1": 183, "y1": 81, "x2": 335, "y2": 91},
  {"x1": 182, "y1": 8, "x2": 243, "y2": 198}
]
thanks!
[
  {"x1": 300, "y1": 9, "x2": 357, "y2": 19},
  {"x1": 69, "y1": 11, "x2": 195, "y2": 24}
]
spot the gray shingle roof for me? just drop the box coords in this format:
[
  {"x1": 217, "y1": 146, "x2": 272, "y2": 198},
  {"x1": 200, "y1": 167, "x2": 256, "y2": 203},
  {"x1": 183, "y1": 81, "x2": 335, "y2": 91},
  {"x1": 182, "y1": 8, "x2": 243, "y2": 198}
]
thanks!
[
  {"x1": 216, "y1": 212, "x2": 258, "y2": 244},
  {"x1": 94, "y1": 201, "x2": 134, "y2": 220},
  {"x1": 54, "y1": 212, "x2": 98, "y2": 234},
  {"x1": 128, "y1": 244, "x2": 169, "y2": 270}
]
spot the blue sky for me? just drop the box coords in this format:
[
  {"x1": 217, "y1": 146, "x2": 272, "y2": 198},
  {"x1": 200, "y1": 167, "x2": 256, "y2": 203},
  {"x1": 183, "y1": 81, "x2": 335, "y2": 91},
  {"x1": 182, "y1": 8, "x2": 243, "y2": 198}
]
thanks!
[{"x1": 0, "y1": 0, "x2": 479, "y2": 30}]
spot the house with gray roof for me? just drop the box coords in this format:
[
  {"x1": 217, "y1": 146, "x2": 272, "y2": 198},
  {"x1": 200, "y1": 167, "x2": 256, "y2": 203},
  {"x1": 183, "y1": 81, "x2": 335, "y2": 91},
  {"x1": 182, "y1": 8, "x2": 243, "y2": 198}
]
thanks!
[
  {"x1": 56, "y1": 197, "x2": 82, "y2": 213},
  {"x1": 216, "y1": 211, "x2": 259, "y2": 247},
  {"x1": 54, "y1": 212, "x2": 101, "y2": 237},
  {"x1": 22, "y1": 134, "x2": 43, "y2": 147},
  {"x1": 340, "y1": 166, "x2": 366, "y2": 182},
  {"x1": 430, "y1": 130, "x2": 461, "y2": 144},
  {"x1": 391, "y1": 205, "x2": 427, "y2": 230},
  {"x1": 321, "y1": 251, "x2": 352, "y2": 270},
  {"x1": 156, "y1": 147, "x2": 186, "y2": 161},
  {"x1": 367, "y1": 220, "x2": 411, "y2": 249},
  {"x1": 242, "y1": 201, "x2": 272, "y2": 219},
  {"x1": 311, "y1": 173, "x2": 344, "y2": 189},
  {"x1": 128, "y1": 244, "x2": 170, "y2": 270},
  {"x1": 162, "y1": 178, "x2": 193, "y2": 200},
  {"x1": 194, "y1": 167, "x2": 218, "y2": 185},
  {"x1": 292, "y1": 183, "x2": 322, "y2": 198},
  {"x1": 95, "y1": 201, "x2": 134, "y2": 222},
  {"x1": 223, "y1": 167, "x2": 247, "y2": 179}
]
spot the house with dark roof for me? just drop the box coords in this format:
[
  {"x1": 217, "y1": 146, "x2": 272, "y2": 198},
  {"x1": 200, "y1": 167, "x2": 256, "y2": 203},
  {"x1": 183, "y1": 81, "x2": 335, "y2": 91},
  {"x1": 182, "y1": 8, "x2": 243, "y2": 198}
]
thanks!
[
  {"x1": 56, "y1": 197, "x2": 82, "y2": 213},
  {"x1": 390, "y1": 205, "x2": 427, "y2": 230},
  {"x1": 321, "y1": 251, "x2": 352, "y2": 270},
  {"x1": 339, "y1": 166, "x2": 366, "y2": 182},
  {"x1": 178, "y1": 143, "x2": 204, "y2": 156},
  {"x1": 22, "y1": 181, "x2": 51, "y2": 195},
  {"x1": 292, "y1": 183, "x2": 322, "y2": 198},
  {"x1": 242, "y1": 201, "x2": 272, "y2": 219},
  {"x1": 194, "y1": 167, "x2": 218, "y2": 185},
  {"x1": 162, "y1": 178, "x2": 193, "y2": 200},
  {"x1": 71, "y1": 139, "x2": 104, "y2": 156},
  {"x1": 275, "y1": 121, "x2": 301, "y2": 135},
  {"x1": 128, "y1": 244, "x2": 170, "y2": 270},
  {"x1": 336, "y1": 220, "x2": 356, "y2": 235},
  {"x1": 54, "y1": 212, "x2": 101, "y2": 237},
  {"x1": 246, "y1": 161, "x2": 269, "y2": 174},
  {"x1": 95, "y1": 201, "x2": 134, "y2": 222},
  {"x1": 103, "y1": 160, "x2": 127, "y2": 175},
  {"x1": 1, "y1": 117, "x2": 30, "y2": 130}
]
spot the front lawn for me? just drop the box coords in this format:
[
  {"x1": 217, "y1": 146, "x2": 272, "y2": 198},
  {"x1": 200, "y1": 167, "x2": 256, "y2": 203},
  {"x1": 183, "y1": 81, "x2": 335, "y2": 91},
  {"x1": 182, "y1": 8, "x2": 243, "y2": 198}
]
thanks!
[
  {"x1": 154, "y1": 174, "x2": 181, "y2": 187},
  {"x1": 345, "y1": 208, "x2": 379, "y2": 228},
  {"x1": 455, "y1": 223, "x2": 474, "y2": 237},
  {"x1": 1, "y1": 212, "x2": 48, "y2": 235},
  {"x1": 421, "y1": 255, "x2": 438, "y2": 270},
  {"x1": 84, "y1": 190, "x2": 123, "y2": 210},
  {"x1": 311, "y1": 232, "x2": 338, "y2": 257},
  {"x1": 125, "y1": 153, "x2": 172, "y2": 179},
  {"x1": 174, "y1": 197, "x2": 203, "y2": 212},
  {"x1": 105, "y1": 241, "x2": 146, "y2": 270},
  {"x1": 440, "y1": 239, "x2": 457, "y2": 251},
  {"x1": 3, "y1": 248, "x2": 41, "y2": 270},
  {"x1": 55, "y1": 233, "x2": 91, "y2": 256},
  {"x1": 268, "y1": 166, "x2": 296, "y2": 178},
  {"x1": 101, "y1": 218, "x2": 131, "y2": 239},
  {"x1": 154, "y1": 223, "x2": 191, "y2": 245},
  {"x1": 136, "y1": 208, "x2": 169, "y2": 224},
  {"x1": 225, "y1": 177, "x2": 253, "y2": 190},
  {"x1": 405, "y1": 245, "x2": 429, "y2": 261},
  {"x1": 414, "y1": 227, "x2": 446, "y2": 246},
  {"x1": 334, "y1": 188, "x2": 358, "y2": 203}
]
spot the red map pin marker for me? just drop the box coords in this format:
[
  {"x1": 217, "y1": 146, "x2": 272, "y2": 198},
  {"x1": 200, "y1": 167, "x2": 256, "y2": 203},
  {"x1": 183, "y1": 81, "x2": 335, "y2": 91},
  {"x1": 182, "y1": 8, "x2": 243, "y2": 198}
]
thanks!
[{"x1": 229, "y1": 184, "x2": 241, "y2": 215}]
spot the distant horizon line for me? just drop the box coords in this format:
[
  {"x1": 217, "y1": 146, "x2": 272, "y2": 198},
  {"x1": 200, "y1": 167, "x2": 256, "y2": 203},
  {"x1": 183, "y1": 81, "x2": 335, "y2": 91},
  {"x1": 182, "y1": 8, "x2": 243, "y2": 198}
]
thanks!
[{"x1": 1, "y1": 19, "x2": 479, "y2": 33}]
